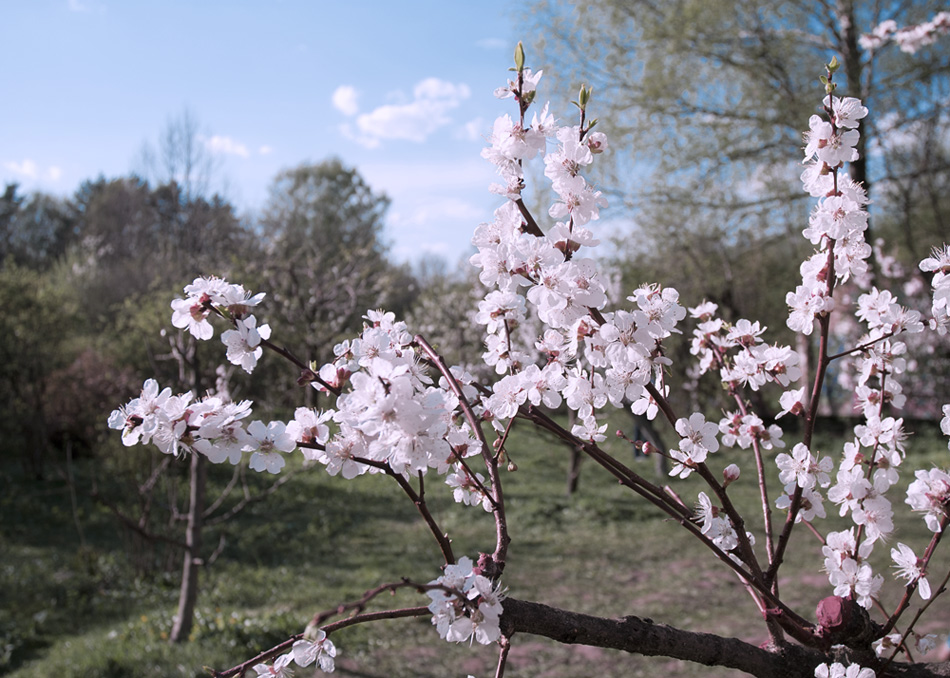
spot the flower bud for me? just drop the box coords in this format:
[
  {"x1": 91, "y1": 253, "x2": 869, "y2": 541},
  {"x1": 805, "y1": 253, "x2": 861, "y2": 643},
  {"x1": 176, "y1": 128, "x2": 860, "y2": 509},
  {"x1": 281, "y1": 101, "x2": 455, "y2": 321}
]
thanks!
[
  {"x1": 723, "y1": 463, "x2": 740, "y2": 487},
  {"x1": 514, "y1": 42, "x2": 525, "y2": 72}
]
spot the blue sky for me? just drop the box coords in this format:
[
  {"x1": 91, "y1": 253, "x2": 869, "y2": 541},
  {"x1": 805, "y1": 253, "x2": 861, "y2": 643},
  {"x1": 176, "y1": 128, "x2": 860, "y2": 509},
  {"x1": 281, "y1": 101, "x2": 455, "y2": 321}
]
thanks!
[{"x1": 0, "y1": 1, "x2": 536, "y2": 263}]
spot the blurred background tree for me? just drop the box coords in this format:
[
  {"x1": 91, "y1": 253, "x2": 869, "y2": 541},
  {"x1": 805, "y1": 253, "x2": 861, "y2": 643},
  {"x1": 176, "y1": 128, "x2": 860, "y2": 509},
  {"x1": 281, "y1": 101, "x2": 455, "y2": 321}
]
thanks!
[
  {"x1": 525, "y1": 0, "x2": 950, "y2": 413},
  {"x1": 527, "y1": 0, "x2": 949, "y2": 309},
  {"x1": 255, "y1": 158, "x2": 416, "y2": 408}
]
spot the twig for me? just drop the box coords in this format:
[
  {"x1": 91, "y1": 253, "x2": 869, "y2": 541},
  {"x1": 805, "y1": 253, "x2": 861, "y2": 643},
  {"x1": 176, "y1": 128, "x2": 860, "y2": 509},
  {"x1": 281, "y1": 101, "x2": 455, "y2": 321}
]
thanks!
[
  {"x1": 350, "y1": 455, "x2": 455, "y2": 566},
  {"x1": 414, "y1": 334, "x2": 510, "y2": 570}
]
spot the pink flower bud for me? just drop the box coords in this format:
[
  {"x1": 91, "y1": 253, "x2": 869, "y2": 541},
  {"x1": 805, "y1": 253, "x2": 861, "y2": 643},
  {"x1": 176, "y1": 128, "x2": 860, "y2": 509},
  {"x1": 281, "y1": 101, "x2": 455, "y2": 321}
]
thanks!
[{"x1": 723, "y1": 464, "x2": 740, "y2": 486}]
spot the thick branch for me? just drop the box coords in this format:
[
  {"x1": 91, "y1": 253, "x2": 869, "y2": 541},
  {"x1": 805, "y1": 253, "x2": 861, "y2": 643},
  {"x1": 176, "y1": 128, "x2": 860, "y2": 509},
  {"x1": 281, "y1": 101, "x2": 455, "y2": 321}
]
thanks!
[
  {"x1": 502, "y1": 597, "x2": 819, "y2": 677},
  {"x1": 501, "y1": 598, "x2": 950, "y2": 678}
]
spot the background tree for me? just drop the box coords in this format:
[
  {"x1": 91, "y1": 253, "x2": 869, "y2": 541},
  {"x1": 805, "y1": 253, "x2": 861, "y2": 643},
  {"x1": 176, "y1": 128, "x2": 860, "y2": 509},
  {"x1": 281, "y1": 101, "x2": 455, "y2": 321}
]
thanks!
[
  {"x1": 526, "y1": 0, "x2": 950, "y2": 326},
  {"x1": 256, "y1": 159, "x2": 413, "y2": 407}
]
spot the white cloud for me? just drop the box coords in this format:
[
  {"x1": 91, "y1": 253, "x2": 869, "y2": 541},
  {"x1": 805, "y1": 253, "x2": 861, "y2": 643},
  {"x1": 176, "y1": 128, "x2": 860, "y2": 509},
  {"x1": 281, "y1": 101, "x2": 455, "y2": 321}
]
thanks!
[
  {"x1": 203, "y1": 135, "x2": 249, "y2": 158},
  {"x1": 476, "y1": 37, "x2": 507, "y2": 50},
  {"x1": 332, "y1": 85, "x2": 360, "y2": 116},
  {"x1": 390, "y1": 196, "x2": 484, "y2": 229},
  {"x1": 347, "y1": 78, "x2": 471, "y2": 148},
  {"x1": 258, "y1": 145, "x2": 274, "y2": 156},
  {"x1": 4, "y1": 159, "x2": 38, "y2": 179},
  {"x1": 67, "y1": 0, "x2": 89, "y2": 12},
  {"x1": 47, "y1": 166, "x2": 63, "y2": 181}
]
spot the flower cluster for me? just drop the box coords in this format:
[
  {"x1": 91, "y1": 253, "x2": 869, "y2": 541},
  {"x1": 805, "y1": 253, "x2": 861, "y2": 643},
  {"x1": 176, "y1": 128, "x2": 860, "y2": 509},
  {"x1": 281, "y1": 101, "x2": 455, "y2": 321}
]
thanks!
[
  {"x1": 920, "y1": 244, "x2": 950, "y2": 335},
  {"x1": 822, "y1": 529, "x2": 882, "y2": 609},
  {"x1": 860, "y1": 12, "x2": 950, "y2": 54},
  {"x1": 107, "y1": 379, "x2": 296, "y2": 473},
  {"x1": 905, "y1": 467, "x2": 950, "y2": 533},
  {"x1": 690, "y1": 303, "x2": 802, "y2": 390},
  {"x1": 311, "y1": 311, "x2": 481, "y2": 480},
  {"x1": 789, "y1": 95, "x2": 870, "y2": 335},
  {"x1": 427, "y1": 557, "x2": 506, "y2": 645},
  {"x1": 171, "y1": 276, "x2": 269, "y2": 372},
  {"x1": 696, "y1": 491, "x2": 747, "y2": 554},
  {"x1": 718, "y1": 412, "x2": 784, "y2": 451},
  {"x1": 250, "y1": 629, "x2": 337, "y2": 676},
  {"x1": 472, "y1": 62, "x2": 691, "y2": 448},
  {"x1": 814, "y1": 662, "x2": 875, "y2": 678}
]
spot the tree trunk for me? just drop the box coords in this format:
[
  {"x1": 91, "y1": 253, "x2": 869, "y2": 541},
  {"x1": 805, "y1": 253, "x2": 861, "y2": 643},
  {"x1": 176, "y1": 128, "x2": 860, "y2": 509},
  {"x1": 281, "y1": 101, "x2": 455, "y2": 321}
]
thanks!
[
  {"x1": 169, "y1": 446, "x2": 206, "y2": 643},
  {"x1": 566, "y1": 445, "x2": 583, "y2": 496}
]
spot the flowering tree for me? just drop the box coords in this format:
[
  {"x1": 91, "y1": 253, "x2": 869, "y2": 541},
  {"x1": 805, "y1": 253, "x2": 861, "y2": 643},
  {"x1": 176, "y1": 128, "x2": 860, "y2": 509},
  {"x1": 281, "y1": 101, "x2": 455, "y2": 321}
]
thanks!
[{"x1": 110, "y1": 37, "x2": 950, "y2": 678}]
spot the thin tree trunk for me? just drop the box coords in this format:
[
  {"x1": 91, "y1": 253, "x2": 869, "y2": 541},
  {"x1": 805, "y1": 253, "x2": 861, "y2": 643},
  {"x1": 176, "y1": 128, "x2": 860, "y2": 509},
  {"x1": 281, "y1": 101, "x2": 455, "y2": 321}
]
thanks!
[
  {"x1": 170, "y1": 439, "x2": 207, "y2": 643},
  {"x1": 566, "y1": 408, "x2": 581, "y2": 496},
  {"x1": 566, "y1": 446, "x2": 583, "y2": 496}
]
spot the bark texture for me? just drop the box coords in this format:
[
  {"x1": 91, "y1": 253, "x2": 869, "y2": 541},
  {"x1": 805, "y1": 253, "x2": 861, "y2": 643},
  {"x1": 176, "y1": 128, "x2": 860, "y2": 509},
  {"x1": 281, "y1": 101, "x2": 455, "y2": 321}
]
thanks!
[{"x1": 501, "y1": 597, "x2": 950, "y2": 678}]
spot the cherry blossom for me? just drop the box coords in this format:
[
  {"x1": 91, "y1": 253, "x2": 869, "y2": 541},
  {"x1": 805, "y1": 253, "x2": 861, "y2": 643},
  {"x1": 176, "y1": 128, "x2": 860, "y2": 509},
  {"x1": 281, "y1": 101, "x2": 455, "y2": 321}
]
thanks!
[
  {"x1": 246, "y1": 420, "x2": 296, "y2": 474},
  {"x1": 292, "y1": 630, "x2": 337, "y2": 672},
  {"x1": 891, "y1": 542, "x2": 931, "y2": 599}
]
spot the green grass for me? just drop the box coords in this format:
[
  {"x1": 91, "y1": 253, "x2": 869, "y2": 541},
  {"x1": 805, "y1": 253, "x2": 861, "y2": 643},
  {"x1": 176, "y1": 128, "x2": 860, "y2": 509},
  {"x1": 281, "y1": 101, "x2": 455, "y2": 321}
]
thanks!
[{"x1": 4, "y1": 417, "x2": 950, "y2": 678}]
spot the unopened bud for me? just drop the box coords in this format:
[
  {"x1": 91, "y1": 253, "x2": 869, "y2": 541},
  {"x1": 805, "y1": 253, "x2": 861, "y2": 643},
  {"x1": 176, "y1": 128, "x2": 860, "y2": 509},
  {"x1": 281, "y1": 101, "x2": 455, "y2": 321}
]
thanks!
[
  {"x1": 578, "y1": 84, "x2": 590, "y2": 109},
  {"x1": 641, "y1": 441, "x2": 654, "y2": 456},
  {"x1": 514, "y1": 42, "x2": 525, "y2": 72},
  {"x1": 507, "y1": 461, "x2": 518, "y2": 472},
  {"x1": 723, "y1": 464, "x2": 740, "y2": 487}
]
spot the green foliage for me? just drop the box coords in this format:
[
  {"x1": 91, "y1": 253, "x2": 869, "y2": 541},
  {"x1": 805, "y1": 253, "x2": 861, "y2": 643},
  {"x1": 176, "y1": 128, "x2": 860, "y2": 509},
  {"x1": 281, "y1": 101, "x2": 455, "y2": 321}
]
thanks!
[{"x1": 0, "y1": 262, "x2": 86, "y2": 473}]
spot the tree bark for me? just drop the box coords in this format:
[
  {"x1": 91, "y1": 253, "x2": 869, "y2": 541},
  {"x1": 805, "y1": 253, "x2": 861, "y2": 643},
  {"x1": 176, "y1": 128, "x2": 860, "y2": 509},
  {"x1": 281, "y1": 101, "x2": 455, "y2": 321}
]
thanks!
[
  {"x1": 500, "y1": 597, "x2": 950, "y2": 678},
  {"x1": 169, "y1": 451, "x2": 206, "y2": 643}
]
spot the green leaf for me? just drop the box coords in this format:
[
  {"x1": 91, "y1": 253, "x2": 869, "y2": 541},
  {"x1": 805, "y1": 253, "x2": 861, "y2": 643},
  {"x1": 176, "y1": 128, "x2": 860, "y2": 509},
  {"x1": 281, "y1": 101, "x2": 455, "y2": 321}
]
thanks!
[{"x1": 515, "y1": 41, "x2": 525, "y2": 72}]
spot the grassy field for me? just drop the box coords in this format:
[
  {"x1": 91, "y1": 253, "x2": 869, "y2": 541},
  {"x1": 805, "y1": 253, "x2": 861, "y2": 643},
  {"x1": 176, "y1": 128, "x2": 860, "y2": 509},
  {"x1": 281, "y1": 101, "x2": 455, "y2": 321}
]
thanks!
[{"x1": 3, "y1": 417, "x2": 950, "y2": 678}]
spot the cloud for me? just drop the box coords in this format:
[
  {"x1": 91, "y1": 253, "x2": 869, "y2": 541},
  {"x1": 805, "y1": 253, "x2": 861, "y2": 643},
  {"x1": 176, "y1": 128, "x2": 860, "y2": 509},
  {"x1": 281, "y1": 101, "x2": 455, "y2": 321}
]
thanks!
[
  {"x1": 332, "y1": 85, "x2": 360, "y2": 116},
  {"x1": 67, "y1": 0, "x2": 89, "y2": 11},
  {"x1": 47, "y1": 166, "x2": 63, "y2": 181},
  {"x1": 390, "y1": 196, "x2": 484, "y2": 229},
  {"x1": 346, "y1": 78, "x2": 471, "y2": 148},
  {"x1": 258, "y1": 145, "x2": 274, "y2": 156},
  {"x1": 476, "y1": 37, "x2": 507, "y2": 50},
  {"x1": 4, "y1": 159, "x2": 39, "y2": 179},
  {"x1": 203, "y1": 135, "x2": 249, "y2": 158}
]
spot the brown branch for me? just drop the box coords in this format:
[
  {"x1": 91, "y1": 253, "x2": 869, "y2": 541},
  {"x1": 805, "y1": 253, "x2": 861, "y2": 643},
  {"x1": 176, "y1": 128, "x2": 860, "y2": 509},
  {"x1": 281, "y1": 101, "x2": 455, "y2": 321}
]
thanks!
[
  {"x1": 204, "y1": 465, "x2": 298, "y2": 527},
  {"x1": 350, "y1": 455, "x2": 455, "y2": 566},
  {"x1": 413, "y1": 333, "x2": 509, "y2": 571},
  {"x1": 90, "y1": 488, "x2": 189, "y2": 550},
  {"x1": 501, "y1": 598, "x2": 950, "y2": 678},
  {"x1": 501, "y1": 598, "x2": 823, "y2": 678}
]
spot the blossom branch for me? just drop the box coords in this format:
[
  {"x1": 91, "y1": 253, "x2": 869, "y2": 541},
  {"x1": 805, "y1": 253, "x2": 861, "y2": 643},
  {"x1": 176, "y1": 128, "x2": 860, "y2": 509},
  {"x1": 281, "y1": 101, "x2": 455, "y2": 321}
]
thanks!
[
  {"x1": 413, "y1": 334, "x2": 510, "y2": 571},
  {"x1": 881, "y1": 513, "x2": 950, "y2": 637}
]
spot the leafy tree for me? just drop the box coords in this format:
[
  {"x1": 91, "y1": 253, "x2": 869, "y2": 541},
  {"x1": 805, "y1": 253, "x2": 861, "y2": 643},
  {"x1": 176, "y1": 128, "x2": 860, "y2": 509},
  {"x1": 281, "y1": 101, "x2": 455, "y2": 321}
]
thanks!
[
  {"x1": 0, "y1": 184, "x2": 76, "y2": 269},
  {"x1": 0, "y1": 263, "x2": 83, "y2": 477}
]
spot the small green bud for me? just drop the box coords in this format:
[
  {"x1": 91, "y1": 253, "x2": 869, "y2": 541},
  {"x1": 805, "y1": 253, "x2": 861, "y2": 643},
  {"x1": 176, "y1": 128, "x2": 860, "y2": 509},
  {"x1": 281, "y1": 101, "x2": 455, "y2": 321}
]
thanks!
[
  {"x1": 514, "y1": 42, "x2": 525, "y2": 72},
  {"x1": 827, "y1": 55, "x2": 839, "y2": 72},
  {"x1": 819, "y1": 75, "x2": 829, "y2": 85},
  {"x1": 578, "y1": 84, "x2": 591, "y2": 109}
]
